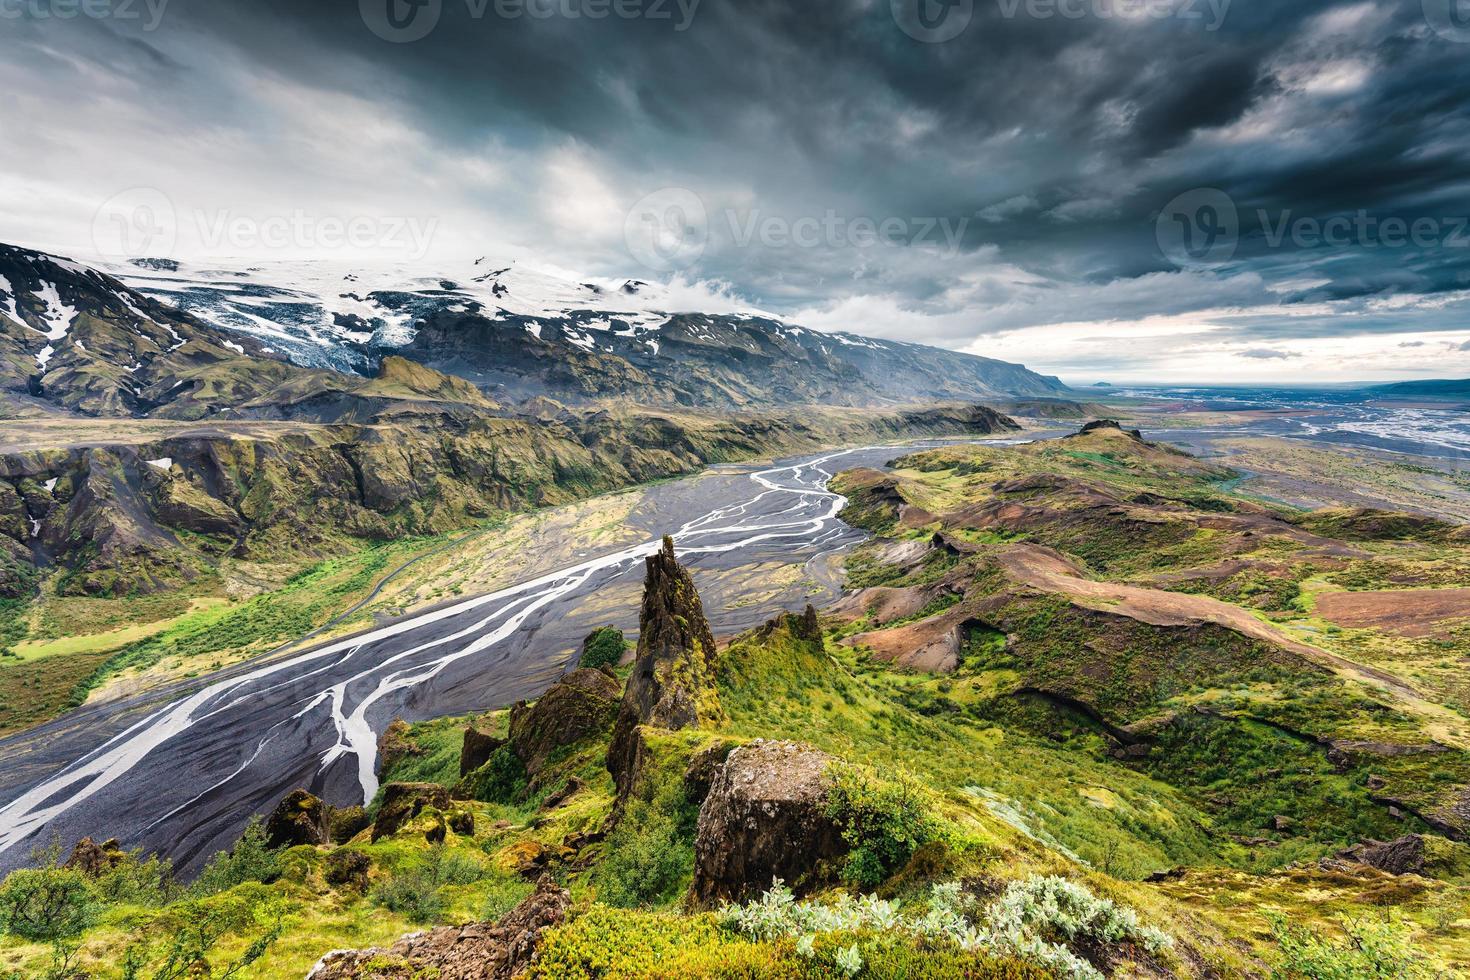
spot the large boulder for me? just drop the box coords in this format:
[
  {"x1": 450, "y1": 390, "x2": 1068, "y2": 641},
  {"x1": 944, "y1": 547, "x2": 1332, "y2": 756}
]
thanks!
[
  {"x1": 509, "y1": 668, "x2": 621, "y2": 775},
  {"x1": 1335, "y1": 834, "x2": 1470, "y2": 877},
  {"x1": 63, "y1": 837, "x2": 126, "y2": 877},
  {"x1": 266, "y1": 789, "x2": 330, "y2": 848},
  {"x1": 307, "y1": 873, "x2": 571, "y2": 980},
  {"x1": 607, "y1": 537, "x2": 723, "y2": 799},
  {"x1": 689, "y1": 740, "x2": 846, "y2": 906},
  {"x1": 372, "y1": 783, "x2": 451, "y2": 842}
]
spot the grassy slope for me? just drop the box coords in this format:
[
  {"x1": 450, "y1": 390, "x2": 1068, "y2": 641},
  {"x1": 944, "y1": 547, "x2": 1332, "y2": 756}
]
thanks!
[{"x1": 4, "y1": 426, "x2": 1468, "y2": 977}]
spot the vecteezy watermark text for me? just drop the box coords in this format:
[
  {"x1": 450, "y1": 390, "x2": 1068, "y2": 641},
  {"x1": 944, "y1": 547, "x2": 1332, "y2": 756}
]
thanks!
[
  {"x1": 92, "y1": 188, "x2": 439, "y2": 262},
  {"x1": 1157, "y1": 187, "x2": 1470, "y2": 268},
  {"x1": 892, "y1": 0, "x2": 1228, "y2": 43},
  {"x1": 0, "y1": 0, "x2": 168, "y2": 29},
  {"x1": 361, "y1": 0, "x2": 699, "y2": 43},
  {"x1": 623, "y1": 187, "x2": 973, "y2": 272}
]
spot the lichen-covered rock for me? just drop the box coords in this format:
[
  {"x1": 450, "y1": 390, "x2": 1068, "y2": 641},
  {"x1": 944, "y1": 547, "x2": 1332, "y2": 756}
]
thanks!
[
  {"x1": 509, "y1": 668, "x2": 620, "y2": 776},
  {"x1": 329, "y1": 805, "x2": 371, "y2": 845},
  {"x1": 461, "y1": 725, "x2": 506, "y2": 777},
  {"x1": 1336, "y1": 834, "x2": 1470, "y2": 877},
  {"x1": 689, "y1": 740, "x2": 845, "y2": 906},
  {"x1": 682, "y1": 739, "x2": 738, "y2": 808},
  {"x1": 371, "y1": 783, "x2": 451, "y2": 842},
  {"x1": 377, "y1": 719, "x2": 422, "y2": 778},
  {"x1": 307, "y1": 873, "x2": 571, "y2": 979},
  {"x1": 63, "y1": 837, "x2": 126, "y2": 877},
  {"x1": 607, "y1": 537, "x2": 723, "y2": 800},
  {"x1": 266, "y1": 789, "x2": 329, "y2": 849},
  {"x1": 324, "y1": 849, "x2": 372, "y2": 890}
]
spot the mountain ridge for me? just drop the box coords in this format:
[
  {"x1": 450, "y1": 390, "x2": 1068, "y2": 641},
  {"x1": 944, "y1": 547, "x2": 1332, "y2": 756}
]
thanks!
[{"x1": 102, "y1": 251, "x2": 1068, "y2": 409}]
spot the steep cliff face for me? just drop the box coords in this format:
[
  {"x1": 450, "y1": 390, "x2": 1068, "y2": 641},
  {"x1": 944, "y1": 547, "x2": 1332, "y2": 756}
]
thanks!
[{"x1": 606, "y1": 537, "x2": 724, "y2": 799}]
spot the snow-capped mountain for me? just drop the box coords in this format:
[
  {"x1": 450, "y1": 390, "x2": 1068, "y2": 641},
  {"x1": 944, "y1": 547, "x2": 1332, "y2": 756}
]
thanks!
[{"x1": 107, "y1": 255, "x2": 1068, "y2": 408}]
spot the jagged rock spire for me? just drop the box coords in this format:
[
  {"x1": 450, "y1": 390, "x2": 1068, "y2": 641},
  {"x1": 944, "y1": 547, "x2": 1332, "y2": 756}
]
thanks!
[{"x1": 606, "y1": 536, "x2": 723, "y2": 799}]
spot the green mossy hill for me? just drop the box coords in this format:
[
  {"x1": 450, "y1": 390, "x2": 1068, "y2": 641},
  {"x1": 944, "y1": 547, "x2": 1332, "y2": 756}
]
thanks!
[{"x1": 828, "y1": 422, "x2": 1470, "y2": 874}]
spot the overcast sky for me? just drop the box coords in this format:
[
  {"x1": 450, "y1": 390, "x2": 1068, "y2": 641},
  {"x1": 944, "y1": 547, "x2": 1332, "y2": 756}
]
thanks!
[{"x1": 4, "y1": 0, "x2": 1470, "y2": 383}]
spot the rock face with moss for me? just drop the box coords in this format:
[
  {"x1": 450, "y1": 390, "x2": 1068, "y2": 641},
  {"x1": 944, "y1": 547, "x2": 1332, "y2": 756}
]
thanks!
[
  {"x1": 508, "y1": 667, "x2": 621, "y2": 776},
  {"x1": 308, "y1": 873, "x2": 571, "y2": 980},
  {"x1": 606, "y1": 537, "x2": 724, "y2": 800},
  {"x1": 689, "y1": 739, "x2": 845, "y2": 906}
]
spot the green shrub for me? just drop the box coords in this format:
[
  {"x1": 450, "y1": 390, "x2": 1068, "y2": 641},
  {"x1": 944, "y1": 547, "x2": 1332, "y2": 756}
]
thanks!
[
  {"x1": 189, "y1": 818, "x2": 282, "y2": 897},
  {"x1": 419, "y1": 844, "x2": 487, "y2": 886},
  {"x1": 824, "y1": 765, "x2": 941, "y2": 887},
  {"x1": 531, "y1": 904, "x2": 1050, "y2": 979},
  {"x1": 467, "y1": 746, "x2": 528, "y2": 804},
  {"x1": 481, "y1": 876, "x2": 535, "y2": 922},
  {"x1": 95, "y1": 850, "x2": 175, "y2": 906},
  {"x1": 597, "y1": 780, "x2": 696, "y2": 908},
  {"x1": 371, "y1": 869, "x2": 446, "y2": 924},
  {"x1": 371, "y1": 846, "x2": 486, "y2": 924},
  {"x1": 1267, "y1": 913, "x2": 1432, "y2": 980},
  {"x1": 0, "y1": 867, "x2": 98, "y2": 941},
  {"x1": 120, "y1": 908, "x2": 282, "y2": 980},
  {"x1": 580, "y1": 627, "x2": 628, "y2": 671}
]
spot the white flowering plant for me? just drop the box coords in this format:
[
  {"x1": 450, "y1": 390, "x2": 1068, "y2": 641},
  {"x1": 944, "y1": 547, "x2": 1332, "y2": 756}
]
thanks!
[{"x1": 718, "y1": 874, "x2": 1174, "y2": 980}]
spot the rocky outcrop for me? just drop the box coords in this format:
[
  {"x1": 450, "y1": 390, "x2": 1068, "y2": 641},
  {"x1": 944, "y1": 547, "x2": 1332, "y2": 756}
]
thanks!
[
  {"x1": 63, "y1": 837, "x2": 126, "y2": 877},
  {"x1": 606, "y1": 537, "x2": 723, "y2": 800},
  {"x1": 508, "y1": 668, "x2": 621, "y2": 776},
  {"x1": 307, "y1": 873, "x2": 571, "y2": 980},
  {"x1": 377, "y1": 719, "x2": 423, "y2": 778},
  {"x1": 371, "y1": 783, "x2": 451, "y2": 842},
  {"x1": 266, "y1": 789, "x2": 331, "y2": 849},
  {"x1": 263, "y1": 790, "x2": 369, "y2": 848},
  {"x1": 462, "y1": 725, "x2": 506, "y2": 777},
  {"x1": 689, "y1": 740, "x2": 845, "y2": 906},
  {"x1": 1339, "y1": 835, "x2": 1429, "y2": 875}
]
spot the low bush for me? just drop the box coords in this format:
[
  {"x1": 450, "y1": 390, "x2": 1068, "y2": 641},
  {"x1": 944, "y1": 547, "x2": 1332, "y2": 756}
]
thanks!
[
  {"x1": 596, "y1": 787, "x2": 694, "y2": 908},
  {"x1": 530, "y1": 904, "x2": 1048, "y2": 979},
  {"x1": 720, "y1": 876, "x2": 1172, "y2": 980},
  {"x1": 189, "y1": 818, "x2": 282, "y2": 898},
  {"x1": 371, "y1": 869, "x2": 446, "y2": 924},
  {"x1": 370, "y1": 845, "x2": 486, "y2": 924},
  {"x1": 1267, "y1": 912, "x2": 1431, "y2": 980},
  {"x1": 823, "y1": 765, "x2": 942, "y2": 887},
  {"x1": 0, "y1": 867, "x2": 98, "y2": 941},
  {"x1": 467, "y1": 746, "x2": 528, "y2": 804},
  {"x1": 94, "y1": 850, "x2": 175, "y2": 906},
  {"x1": 579, "y1": 627, "x2": 628, "y2": 671}
]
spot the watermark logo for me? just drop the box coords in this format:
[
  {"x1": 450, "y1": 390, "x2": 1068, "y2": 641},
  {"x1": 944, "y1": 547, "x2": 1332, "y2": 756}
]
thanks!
[
  {"x1": 0, "y1": 0, "x2": 170, "y2": 30},
  {"x1": 92, "y1": 188, "x2": 439, "y2": 262},
  {"x1": 93, "y1": 187, "x2": 178, "y2": 263},
  {"x1": 1158, "y1": 188, "x2": 1470, "y2": 267},
  {"x1": 892, "y1": 0, "x2": 974, "y2": 42},
  {"x1": 624, "y1": 187, "x2": 708, "y2": 273},
  {"x1": 360, "y1": 0, "x2": 442, "y2": 42},
  {"x1": 1156, "y1": 188, "x2": 1239, "y2": 267},
  {"x1": 1423, "y1": 0, "x2": 1470, "y2": 42},
  {"x1": 893, "y1": 0, "x2": 1230, "y2": 42},
  {"x1": 362, "y1": 0, "x2": 700, "y2": 42}
]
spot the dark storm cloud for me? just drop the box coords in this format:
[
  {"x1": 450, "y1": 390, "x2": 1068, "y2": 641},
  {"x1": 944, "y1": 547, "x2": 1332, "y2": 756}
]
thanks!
[{"x1": 5, "y1": 0, "x2": 1470, "y2": 378}]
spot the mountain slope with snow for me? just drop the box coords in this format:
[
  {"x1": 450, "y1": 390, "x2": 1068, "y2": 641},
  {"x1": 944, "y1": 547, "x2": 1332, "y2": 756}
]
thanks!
[{"x1": 109, "y1": 256, "x2": 1068, "y2": 408}]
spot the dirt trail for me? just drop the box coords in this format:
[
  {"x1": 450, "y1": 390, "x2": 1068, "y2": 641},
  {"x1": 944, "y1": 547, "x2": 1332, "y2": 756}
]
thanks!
[{"x1": 996, "y1": 544, "x2": 1435, "y2": 709}]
